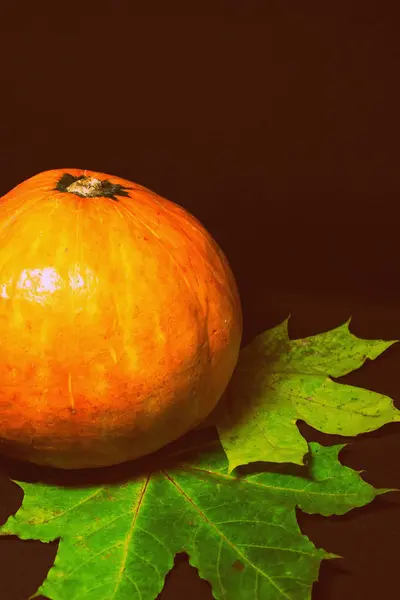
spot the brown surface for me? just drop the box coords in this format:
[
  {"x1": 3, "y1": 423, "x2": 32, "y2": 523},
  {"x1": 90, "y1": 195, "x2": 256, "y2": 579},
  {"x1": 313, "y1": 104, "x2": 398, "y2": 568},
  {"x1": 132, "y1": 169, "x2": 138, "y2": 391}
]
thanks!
[{"x1": 1, "y1": 2, "x2": 400, "y2": 599}]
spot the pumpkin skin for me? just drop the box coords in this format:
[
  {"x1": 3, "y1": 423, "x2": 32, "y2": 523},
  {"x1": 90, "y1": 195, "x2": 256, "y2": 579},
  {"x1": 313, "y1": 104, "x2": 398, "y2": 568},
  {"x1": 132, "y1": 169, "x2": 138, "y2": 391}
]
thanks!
[{"x1": 0, "y1": 169, "x2": 242, "y2": 469}]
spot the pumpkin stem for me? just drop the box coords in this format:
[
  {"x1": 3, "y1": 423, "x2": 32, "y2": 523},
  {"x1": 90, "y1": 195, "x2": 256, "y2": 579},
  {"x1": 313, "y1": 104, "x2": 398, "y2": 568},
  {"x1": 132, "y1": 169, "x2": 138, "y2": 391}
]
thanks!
[
  {"x1": 55, "y1": 173, "x2": 131, "y2": 201},
  {"x1": 66, "y1": 177, "x2": 104, "y2": 197}
]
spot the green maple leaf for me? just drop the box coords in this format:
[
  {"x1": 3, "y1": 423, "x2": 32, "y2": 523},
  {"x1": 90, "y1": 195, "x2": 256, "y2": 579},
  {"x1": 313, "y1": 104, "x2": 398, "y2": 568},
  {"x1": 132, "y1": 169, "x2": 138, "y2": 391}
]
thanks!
[
  {"x1": 0, "y1": 434, "x2": 392, "y2": 600},
  {"x1": 211, "y1": 317, "x2": 400, "y2": 474}
]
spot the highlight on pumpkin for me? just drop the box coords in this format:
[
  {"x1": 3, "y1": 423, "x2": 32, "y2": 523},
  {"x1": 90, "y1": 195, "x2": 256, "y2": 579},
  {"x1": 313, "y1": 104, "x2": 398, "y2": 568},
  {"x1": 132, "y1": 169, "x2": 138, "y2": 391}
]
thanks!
[{"x1": 0, "y1": 265, "x2": 93, "y2": 303}]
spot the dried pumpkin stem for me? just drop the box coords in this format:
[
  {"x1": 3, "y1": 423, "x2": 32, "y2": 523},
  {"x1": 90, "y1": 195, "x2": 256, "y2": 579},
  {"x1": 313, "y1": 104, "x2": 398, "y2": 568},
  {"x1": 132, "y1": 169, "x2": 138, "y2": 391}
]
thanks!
[
  {"x1": 55, "y1": 172, "x2": 131, "y2": 200},
  {"x1": 66, "y1": 177, "x2": 104, "y2": 198}
]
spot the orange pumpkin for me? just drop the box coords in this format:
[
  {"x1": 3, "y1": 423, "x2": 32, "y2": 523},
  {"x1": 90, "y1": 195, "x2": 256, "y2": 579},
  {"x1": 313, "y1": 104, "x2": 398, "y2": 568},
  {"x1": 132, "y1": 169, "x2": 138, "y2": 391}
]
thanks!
[{"x1": 0, "y1": 169, "x2": 242, "y2": 469}]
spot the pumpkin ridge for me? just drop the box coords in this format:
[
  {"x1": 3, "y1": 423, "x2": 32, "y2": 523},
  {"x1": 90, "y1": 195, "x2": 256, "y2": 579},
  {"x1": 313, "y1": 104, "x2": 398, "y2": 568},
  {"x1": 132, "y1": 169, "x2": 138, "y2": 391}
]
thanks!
[
  {"x1": 136, "y1": 189, "x2": 230, "y2": 301},
  {"x1": 122, "y1": 200, "x2": 206, "y2": 319},
  {"x1": 0, "y1": 193, "x2": 48, "y2": 233}
]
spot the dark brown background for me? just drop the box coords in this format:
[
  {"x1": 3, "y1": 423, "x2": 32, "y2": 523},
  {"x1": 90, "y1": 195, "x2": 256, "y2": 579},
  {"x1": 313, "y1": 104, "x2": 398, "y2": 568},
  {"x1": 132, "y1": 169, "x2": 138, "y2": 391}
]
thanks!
[{"x1": 1, "y1": 2, "x2": 400, "y2": 599}]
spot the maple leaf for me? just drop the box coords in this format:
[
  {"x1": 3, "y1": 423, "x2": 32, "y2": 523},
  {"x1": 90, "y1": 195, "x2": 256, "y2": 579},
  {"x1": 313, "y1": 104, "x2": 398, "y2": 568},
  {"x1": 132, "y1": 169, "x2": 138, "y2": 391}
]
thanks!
[
  {"x1": 0, "y1": 434, "x2": 392, "y2": 600},
  {"x1": 211, "y1": 317, "x2": 400, "y2": 474}
]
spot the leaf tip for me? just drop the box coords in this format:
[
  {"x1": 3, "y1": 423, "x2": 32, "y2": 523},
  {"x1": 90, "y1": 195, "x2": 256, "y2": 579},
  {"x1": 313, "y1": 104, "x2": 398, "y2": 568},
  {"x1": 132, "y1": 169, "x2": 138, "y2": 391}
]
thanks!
[
  {"x1": 326, "y1": 552, "x2": 344, "y2": 561},
  {"x1": 280, "y1": 313, "x2": 291, "y2": 331},
  {"x1": 376, "y1": 487, "x2": 400, "y2": 496},
  {"x1": 386, "y1": 339, "x2": 400, "y2": 352}
]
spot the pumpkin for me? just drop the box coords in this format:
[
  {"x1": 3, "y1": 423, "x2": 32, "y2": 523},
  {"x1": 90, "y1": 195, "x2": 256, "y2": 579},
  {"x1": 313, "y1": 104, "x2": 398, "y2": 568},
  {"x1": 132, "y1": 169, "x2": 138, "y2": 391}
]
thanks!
[{"x1": 0, "y1": 169, "x2": 242, "y2": 469}]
